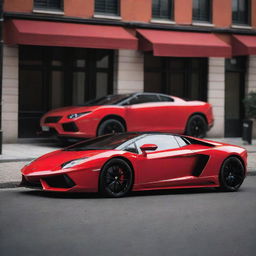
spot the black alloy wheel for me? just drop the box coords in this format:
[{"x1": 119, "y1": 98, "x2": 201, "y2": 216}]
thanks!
[
  {"x1": 99, "y1": 158, "x2": 133, "y2": 198},
  {"x1": 186, "y1": 115, "x2": 207, "y2": 138},
  {"x1": 219, "y1": 157, "x2": 245, "y2": 192},
  {"x1": 97, "y1": 119, "x2": 125, "y2": 136}
]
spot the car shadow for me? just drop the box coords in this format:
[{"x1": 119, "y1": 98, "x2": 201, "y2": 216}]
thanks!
[{"x1": 18, "y1": 186, "x2": 228, "y2": 199}]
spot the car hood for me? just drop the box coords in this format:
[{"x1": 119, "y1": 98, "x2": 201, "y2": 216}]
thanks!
[
  {"x1": 45, "y1": 105, "x2": 101, "y2": 116},
  {"x1": 22, "y1": 149, "x2": 108, "y2": 175}
]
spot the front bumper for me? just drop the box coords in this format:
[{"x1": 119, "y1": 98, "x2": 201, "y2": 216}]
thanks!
[{"x1": 21, "y1": 168, "x2": 100, "y2": 193}]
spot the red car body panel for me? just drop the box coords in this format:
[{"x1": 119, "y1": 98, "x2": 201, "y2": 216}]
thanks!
[
  {"x1": 40, "y1": 96, "x2": 214, "y2": 138},
  {"x1": 21, "y1": 136, "x2": 247, "y2": 194}
]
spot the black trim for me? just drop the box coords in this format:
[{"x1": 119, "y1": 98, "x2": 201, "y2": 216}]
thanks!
[
  {"x1": 62, "y1": 122, "x2": 79, "y2": 132},
  {"x1": 4, "y1": 12, "x2": 256, "y2": 35},
  {"x1": 192, "y1": 154, "x2": 210, "y2": 177},
  {"x1": 43, "y1": 174, "x2": 75, "y2": 188},
  {"x1": 20, "y1": 175, "x2": 42, "y2": 188},
  {"x1": 184, "y1": 137, "x2": 215, "y2": 147},
  {"x1": 44, "y1": 116, "x2": 62, "y2": 123}
]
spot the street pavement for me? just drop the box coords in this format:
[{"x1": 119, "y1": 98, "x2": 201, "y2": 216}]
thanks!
[
  {"x1": 0, "y1": 137, "x2": 255, "y2": 187},
  {"x1": 1, "y1": 176, "x2": 256, "y2": 256}
]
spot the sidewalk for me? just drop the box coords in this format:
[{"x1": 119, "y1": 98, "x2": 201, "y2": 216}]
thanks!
[{"x1": 0, "y1": 137, "x2": 255, "y2": 187}]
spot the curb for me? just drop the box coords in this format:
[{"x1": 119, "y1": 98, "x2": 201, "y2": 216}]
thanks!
[
  {"x1": 0, "y1": 158, "x2": 35, "y2": 163},
  {"x1": 0, "y1": 182, "x2": 21, "y2": 189}
]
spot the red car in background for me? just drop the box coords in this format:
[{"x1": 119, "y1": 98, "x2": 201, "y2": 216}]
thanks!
[{"x1": 40, "y1": 93, "x2": 214, "y2": 142}]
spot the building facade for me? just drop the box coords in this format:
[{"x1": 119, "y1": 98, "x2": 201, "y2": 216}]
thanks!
[{"x1": 2, "y1": 0, "x2": 256, "y2": 142}]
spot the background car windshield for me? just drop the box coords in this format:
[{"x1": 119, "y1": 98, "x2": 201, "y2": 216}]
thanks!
[
  {"x1": 65, "y1": 133, "x2": 139, "y2": 151},
  {"x1": 85, "y1": 94, "x2": 132, "y2": 106}
]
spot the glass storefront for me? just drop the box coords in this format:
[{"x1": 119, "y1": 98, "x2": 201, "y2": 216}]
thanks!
[
  {"x1": 144, "y1": 53, "x2": 208, "y2": 101},
  {"x1": 19, "y1": 46, "x2": 114, "y2": 137},
  {"x1": 225, "y1": 57, "x2": 246, "y2": 137}
]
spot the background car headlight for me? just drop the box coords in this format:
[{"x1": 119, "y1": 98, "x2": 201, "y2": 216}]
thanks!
[
  {"x1": 62, "y1": 158, "x2": 88, "y2": 169},
  {"x1": 68, "y1": 111, "x2": 91, "y2": 119}
]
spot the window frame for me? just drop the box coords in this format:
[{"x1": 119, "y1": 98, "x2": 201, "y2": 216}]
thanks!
[
  {"x1": 34, "y1": 0, "x2": 64, "y2": 12},
  {"x1": 192, "y1": 0, "x2": 212, "y2": 23},
  {"x1": 94, "y1": 0, "x2": 120, "y2": 16},
  {"x1": 232, "y1": 0, "x2": 251, "y2": 26},
  {"x1": 152, "y1": 0, "x2": 174, "y2": 21}
]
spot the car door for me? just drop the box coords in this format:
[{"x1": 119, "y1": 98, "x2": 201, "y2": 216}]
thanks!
[
  {"x1": 124, "y1": 94, "x2": 187, "y2": 133},
  {"x1": 134, "y1": 135, "x2": 198, "y2": 189}
]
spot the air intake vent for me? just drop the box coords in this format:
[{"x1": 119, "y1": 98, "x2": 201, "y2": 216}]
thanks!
[
  {"x1": 45, "y1": 116, "x2": 62, "y2": 123},
  {"x1": 43, "y1": 174, "x2": 75, "y2": 188},
  {"x1": 62, "y1": 122, "x2": 79, "y2": 132}
]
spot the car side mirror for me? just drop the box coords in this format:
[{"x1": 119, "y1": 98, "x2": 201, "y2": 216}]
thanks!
[{"x1": 140, "y1": 144, "x2": 158, "y2": 154}]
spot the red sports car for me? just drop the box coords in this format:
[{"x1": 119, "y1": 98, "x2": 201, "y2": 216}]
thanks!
[
  {"x1": 40, "y1": 93, "x2": 214, "y2": 141},
  {"x1": 21, "y1": 133, "x2": 247, "y2": 198}
]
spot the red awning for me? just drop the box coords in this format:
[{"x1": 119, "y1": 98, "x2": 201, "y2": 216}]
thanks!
[
  {"x1": 5, "y1": 19, "x2": 138, "y2": 50},
  {"x1": 137, "y1": 29, "x2": 231, "y2": 57},
  {"x1": 232, "y1": 35, "x2": 256, "y2": 55}
]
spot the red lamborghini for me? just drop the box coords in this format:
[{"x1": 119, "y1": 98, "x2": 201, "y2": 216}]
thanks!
[
  {"x1": 40, "y1": 93, "x2": 214, "y2": 140},
  {"x1": 21, "y1": 133, "x2": 247, "y2": 198}
]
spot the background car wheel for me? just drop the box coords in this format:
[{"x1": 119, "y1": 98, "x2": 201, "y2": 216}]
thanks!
[
  {"x1": 99, "y1": 158, "x2": 133, "y2": 198},
  {"x1": 97, "y1": 119, "x2": 125, "y2": 136},
  {"x1": 219, "y1": 157, "x2": 245, "y2": 192},
  {"x1": 186, "y1": 115, "x2": 207, "y2": 138}
]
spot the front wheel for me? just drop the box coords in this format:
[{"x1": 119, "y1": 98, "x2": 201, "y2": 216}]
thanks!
[
  {"x1": 219, "y1": 157, "x2": 245, "y2": 192},
  {"x1": 97, "y1": 119, "x2": 125, "y2": 136},
  {"x1": 99, "y1": 159, "x2": 133, "y2": 198},
  {"x1": 186, "y1": 115, "x2": 207, "y2": 138}
]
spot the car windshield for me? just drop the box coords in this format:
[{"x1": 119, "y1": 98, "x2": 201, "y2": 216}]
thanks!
[
  {"x1": 84, "y1": 94, "x2": 132, "y2": 106},
  {"x1": 64, "y1": 133, "x2": 140, "y2": 151}
]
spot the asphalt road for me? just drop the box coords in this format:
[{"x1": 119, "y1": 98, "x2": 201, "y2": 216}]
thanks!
[{"x1": 1, "y1": 177, "x2": 256, "y2": 256}]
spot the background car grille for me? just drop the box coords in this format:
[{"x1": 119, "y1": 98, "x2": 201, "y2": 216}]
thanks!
[
  {"x1": 62, "y1": 122, "x2": 79, "y2": 132},
  {"x1": 45, "y1": 116, "x2": 62, "y2": 123}
]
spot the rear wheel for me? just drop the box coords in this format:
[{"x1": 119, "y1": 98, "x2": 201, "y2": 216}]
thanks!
[
  {"x1": 97, "y1": 119, "x2": 125, "y2": 136},
  {"x1": 99, "y1": 158, "x2": 133, "y2": 198},
  {"x1": 219, "y1": 157, "x2": 245, "y2": 192},
  {"x1": 186, "y1": 115, "x2": 207, "y2": 138}
]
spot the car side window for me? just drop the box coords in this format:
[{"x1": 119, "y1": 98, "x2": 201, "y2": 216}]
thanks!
[
  {"x1": 135, "y1": 135, "x2": 180, "y2": 153},
  {"x1": 124, "y1": 143, "x2": 138, "y2": 154},
  {"x1": 158, "y1": 95, "x2": 174, "y2": 102},
  {"x1": 175, "y1": 136, "x2": 189, "y2": 147},
  {"x1": 126, "y1": 94, "x2": 160, "y2": 105}
]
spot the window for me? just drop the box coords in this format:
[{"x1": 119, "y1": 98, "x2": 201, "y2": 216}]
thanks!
[
  {"x1": 34, "y1": 0, "x2": 63, "y2": 11},
  {"x1": 158, "y1": 95, "x2": 174, "y2": 102},
  {"x1": 19, "y1": 46, "x2": 114, "y2": 138},
  {"x1": 144, "y1": 54, "x2": 208, "y2": 101},
  {"x1": 232, "y1": 0, "x2": 250, "y2": 25},
  {"x1": 126, "y1": 94, "x2": 160, "y2": 105},
  {"x1": 152, "y1": 0, "x2": 174, "y2": 20},
  {"x1": 95, "y1": 0, "x2": 120, "y2": 16},
  {"x1": 192, "y1": 0, "x2": 211, "y2": 22},
  {"x1": 135, "y1": 135, "x2": 180, "y2": 153},
  {"x1": 124, "y1": 143, "x2": 139, "y2": 154},
  {"x1": 174, "y1": 136, "x2": 189, "y2": 147}
]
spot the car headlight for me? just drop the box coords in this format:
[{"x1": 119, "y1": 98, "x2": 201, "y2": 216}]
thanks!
[
  {"x1": 61, "y1": 158, "x2": 88, "y2": 169},
  {"x1": 67, "y1": 111, "x2": 91, "y2": 119}
]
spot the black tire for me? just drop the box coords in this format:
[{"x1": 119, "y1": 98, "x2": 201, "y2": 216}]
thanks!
[
  {"x1": 99, "y1": 158, "x2": 133, "y2": 198},
  {"x1": 186, "y1": 114, "x2": 207, "y2": 138},
  {"x1": 97, "y1": 119, "x2": 125, "y2": 136},
  {"x1": 219, "y1": 157, "x2": 245, "y2": 192}
]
